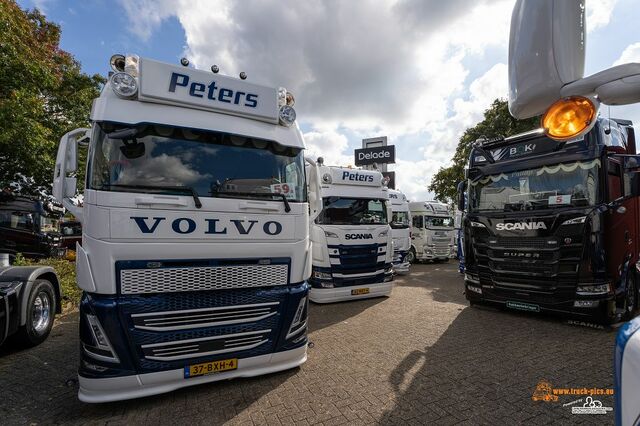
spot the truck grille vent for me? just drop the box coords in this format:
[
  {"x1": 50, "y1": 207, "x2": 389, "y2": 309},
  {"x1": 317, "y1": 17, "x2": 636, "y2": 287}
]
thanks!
[
  {"x1": 141, "y1": 329, "x2": 271, "y2": 361},
  {"x1": 131, "y1": 302, "x2": 279, "y2": 331},
  {"x1": 120, "y1": 264, "x2": 288, "y2": 295}
]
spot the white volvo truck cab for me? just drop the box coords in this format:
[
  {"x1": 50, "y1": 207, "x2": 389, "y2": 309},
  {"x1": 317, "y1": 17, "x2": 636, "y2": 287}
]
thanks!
[
  {"x1": 388, "y1": 189, "x2": 411, "y2": 274},
  {"x1": 52, "y1": 55, "x2": 321, "y2": 402},
  {"x1": 309, "y1": 165, "x2": 393, "y2": 303},
  {"x1": 408, "y1": 201, "x2": 456, "y2": 263}
]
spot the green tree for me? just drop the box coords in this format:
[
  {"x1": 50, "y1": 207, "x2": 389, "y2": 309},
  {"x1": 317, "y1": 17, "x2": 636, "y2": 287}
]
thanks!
[
  {"x1": 428, "y1": 98, "x2": 539, "y2": 203},
  {"x1": 0, "y1": 1, "x2": 104, "y2": 196}
]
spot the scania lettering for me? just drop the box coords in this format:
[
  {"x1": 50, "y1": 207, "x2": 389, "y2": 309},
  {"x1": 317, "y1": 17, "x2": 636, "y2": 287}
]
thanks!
[
  {"x1": 52, "y1": 55, "x2": 322, "y2": 402},
  {"x1": 495, "y1": 222, "x2": 547, "y2": 231},
  {"x1": 309, "y1": 163, "x2": 393, "y2": 303},
  {"x1": 389, "y1": 189, "x2": 411, "y2": 274},
  {"x1": 408, "y1": 201, "x2": 456, "y2": 263}
]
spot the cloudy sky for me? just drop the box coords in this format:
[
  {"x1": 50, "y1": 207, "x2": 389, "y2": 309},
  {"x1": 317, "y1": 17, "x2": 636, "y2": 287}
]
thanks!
[{"x1": 20, "y1": 0, "x2": 640, "y2": 201}]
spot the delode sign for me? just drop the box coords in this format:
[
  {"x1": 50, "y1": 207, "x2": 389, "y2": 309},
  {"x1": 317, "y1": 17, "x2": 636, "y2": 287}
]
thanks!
[{"x1": 354, "y1": 145, "x2": 396, "y2": 166}]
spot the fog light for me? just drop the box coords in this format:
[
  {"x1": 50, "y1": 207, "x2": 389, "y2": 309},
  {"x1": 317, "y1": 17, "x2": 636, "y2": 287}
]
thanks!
[
  {"x1": 279, "y1": 105, "x2": 296, "y2": 126},
  {"x1": 313, "y1": 270, "x2": 332, "y2": 280},
  {"x1": 467, "y1": 285, "x2": 482, "y2": 294},
  {"x1": 574, "y1": 300, "x2": 599, "y2": 308},
  {"x1": 110, "y1": 72, "x2": 138, "y2": 98}
]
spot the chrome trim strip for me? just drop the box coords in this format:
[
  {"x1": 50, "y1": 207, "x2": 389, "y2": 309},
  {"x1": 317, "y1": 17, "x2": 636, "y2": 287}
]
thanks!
[
  {"x1": 135, "y1": 312, "x2": 277, "y2": 332},
  {"x1": 141, "y1": 329, "x2": 271, "y2": 349},
  {"x1": 285, "y1": 320, "x2": 307, "y2": 340},
  {"x1": 145, "y1": 339, "x2": 269, "y2": 361},
  {"x1": 131, "y1": 302, "x2": 279, "y2": 318},
  {"x1": 333, "y1": 269, "x2": 385, "y2": 278}
]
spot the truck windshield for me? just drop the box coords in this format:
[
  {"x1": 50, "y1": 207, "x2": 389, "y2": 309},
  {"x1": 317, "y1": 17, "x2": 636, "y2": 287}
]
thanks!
[
  {"x1": 469, "y1": 159, "x2": 600, "y2": 212},
  {"x1": 391, "y1": 211, "x2": 410, "y2": 229},
  {"x1": 425, "y1": 216, "x2": 453, "y2": 229},
  {"x1": 88, "y1": 123, "x2": 306, "y2": 203},
  {"x1": 316, "y1": 197, "x2": 388, "y2": 225}
]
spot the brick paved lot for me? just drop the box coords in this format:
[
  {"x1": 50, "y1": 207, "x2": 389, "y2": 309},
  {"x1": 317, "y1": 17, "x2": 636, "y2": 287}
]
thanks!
[{"x1": 0, "y1": 263, "x2": 619, "y2": 425}]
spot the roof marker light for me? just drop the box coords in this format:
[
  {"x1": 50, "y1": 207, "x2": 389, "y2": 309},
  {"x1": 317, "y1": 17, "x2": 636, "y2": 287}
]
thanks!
[
  {"x1": 211, "y1": 65, "x2": 219, "y2": 73},
  {"x1": 110, "y1": 54, "x2": 125, "y2": 72},
  {"x1": 239, "y1": 72, "x2": 247, "y2": 80},
  {"x1": 180, "y1": 57, "x2": 189, "y2": 67},
  {"x1": 541, "y1": 96, "x2": 598, "y2": 141}
]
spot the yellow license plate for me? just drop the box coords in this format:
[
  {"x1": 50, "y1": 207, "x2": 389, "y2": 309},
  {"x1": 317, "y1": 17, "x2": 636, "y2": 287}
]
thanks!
[
  {"x1": 351, "y1": 288, "x2": 370, "y2": 295},
  {"x1": 184, "y1": 358, "x2": 238, "y2": 378}
]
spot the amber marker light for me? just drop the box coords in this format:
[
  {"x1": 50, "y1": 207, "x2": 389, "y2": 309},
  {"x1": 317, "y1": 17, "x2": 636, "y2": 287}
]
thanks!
[{"x1": 541, "y1": 96, "x2": 597, "y2": 141}]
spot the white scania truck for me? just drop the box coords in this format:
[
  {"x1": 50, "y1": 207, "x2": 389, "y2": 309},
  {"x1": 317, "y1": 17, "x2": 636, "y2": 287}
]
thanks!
[
  {"x1": 52, "y1": 54, "x2": 321, "y2": 402},
  {"x1": 408, "y1": 201, "x2": 456, "y2": 263},
  {"x1": 388, "y1": 189, "x2": 411, "y2": 274},
  {"x1": 309, "y1": 164, "x2": 393, "y2": 303}
]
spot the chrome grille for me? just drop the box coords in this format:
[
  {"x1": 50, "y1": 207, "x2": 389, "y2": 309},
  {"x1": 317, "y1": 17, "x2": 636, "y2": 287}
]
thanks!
[
  {"x1": 131, "y1": 302, "x2": 280, "y2": 331},
  {"x1": 120, "y1": 264, "x2": 288, "y2": 295},
  {"x1": 141, "y1": 329, "x2": 271, "y2": 361}
]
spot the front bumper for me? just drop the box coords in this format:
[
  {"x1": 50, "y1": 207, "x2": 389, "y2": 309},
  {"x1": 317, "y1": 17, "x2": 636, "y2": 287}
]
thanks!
[
  {"x1": 416, "y1": 249, "x2": 455, "y2": 260},
  {"x1": 464, "y1": 280, "x2": 616, "y2": 321},
  {"x1": 309, "y1": 281, "x2": 393, "y2": 304},
  {"x1": 79, "y1": 344, "x2": 307, "y2": 403}
]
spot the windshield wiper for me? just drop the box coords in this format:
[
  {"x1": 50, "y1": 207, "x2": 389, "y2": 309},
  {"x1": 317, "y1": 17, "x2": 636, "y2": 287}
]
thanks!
[
  {"x1": 212, "y1": 190, "x2": 291, "y2": 213},
  {"x1": 101, "y1": 184, "x2": 202, "y2": 208}
]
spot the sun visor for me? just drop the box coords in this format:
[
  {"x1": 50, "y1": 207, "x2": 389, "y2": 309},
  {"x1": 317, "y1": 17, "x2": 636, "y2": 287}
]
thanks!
[{"x1": 508, "y1": 0, "x2": 586, "y2": 119}]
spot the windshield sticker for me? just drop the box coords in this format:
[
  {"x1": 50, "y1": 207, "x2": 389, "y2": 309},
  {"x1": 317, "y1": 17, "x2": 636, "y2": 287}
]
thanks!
[
  {"x1": 270, "y1": 183, "x2": 297, "y2": 200},
  {"x1": 549, "y1": 194, "x2": 572, "y2": 205}
]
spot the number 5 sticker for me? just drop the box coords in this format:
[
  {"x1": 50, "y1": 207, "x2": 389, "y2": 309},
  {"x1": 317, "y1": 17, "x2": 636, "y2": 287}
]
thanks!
[{"x1": 271, "y1": 183, "x2": 296, "y2": 199}]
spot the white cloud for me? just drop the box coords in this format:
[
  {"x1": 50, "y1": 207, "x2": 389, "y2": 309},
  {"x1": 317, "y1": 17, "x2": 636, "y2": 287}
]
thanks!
[
  {"x1": 586, "y1": 0, "x2": 618, "y2": 32},
  {"x1": 614, "y1": 42, "x2": 640, "y2": 66},
  {"x1": 116, "y1": 0, "x2": 623, "y2": 201}
]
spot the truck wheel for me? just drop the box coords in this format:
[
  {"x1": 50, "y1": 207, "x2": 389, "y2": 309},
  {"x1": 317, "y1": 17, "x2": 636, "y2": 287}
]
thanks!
[
  {"x1": 16, "y1": 279, "x2": 57, "y2": 347},
  {"x1": 406, "y1": 248, "x2": 416, "y2": 264},
  {"x1": 623, "y1": 273, "x2": 638, "y2": 321}
]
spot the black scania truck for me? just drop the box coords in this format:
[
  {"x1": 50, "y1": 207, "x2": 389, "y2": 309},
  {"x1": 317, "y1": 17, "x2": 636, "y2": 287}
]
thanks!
[{"x1": 460, "y1": 118, "x2": 640, "y2": 324}]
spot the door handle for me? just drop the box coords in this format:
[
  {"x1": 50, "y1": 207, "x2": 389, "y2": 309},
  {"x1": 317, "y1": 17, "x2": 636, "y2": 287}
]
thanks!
[{"x1": 135, "y1": 196, "x2": 188, "y2": 207}]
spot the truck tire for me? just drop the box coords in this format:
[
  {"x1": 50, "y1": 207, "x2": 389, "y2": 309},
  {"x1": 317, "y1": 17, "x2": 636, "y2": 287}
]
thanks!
[
  {"x1": 16, "y1": 279, "x2": 57, "y2": 347},
  {"x1": 406, "y1": 248, "x2": 416, "y2": 264}
]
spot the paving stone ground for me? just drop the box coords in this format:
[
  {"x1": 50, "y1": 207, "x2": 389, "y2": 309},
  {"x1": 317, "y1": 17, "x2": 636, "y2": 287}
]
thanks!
[{"x1": 0, "y1": 263, "x2": 619, "y2": 425}]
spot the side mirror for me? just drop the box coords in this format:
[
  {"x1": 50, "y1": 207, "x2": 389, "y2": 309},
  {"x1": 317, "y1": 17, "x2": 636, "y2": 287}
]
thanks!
[
  {"x1": 53, "y1": 128, "x2": 90, "y2": 221},
  {"x1": 456, "y1": 180, "x2": 467, "y2": 212},
  {"x1": 622, "y1": 155, "x2": 640, "y2": 198},
  {"x1": 305, "y1": 157, "x2": 323, "y2": 221}
]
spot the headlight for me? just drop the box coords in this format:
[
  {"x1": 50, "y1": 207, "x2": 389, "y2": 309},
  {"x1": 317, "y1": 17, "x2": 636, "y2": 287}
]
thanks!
[
  {"x1": 576, "y1": 283, "x2": 611, "y2": 295},
  {"x1": 470, "y1": 221, "x2": 486, "y2": 228},
  {"x1": 279, "y1": 105, "x2": 296, "y2": 127},
  {"x1": 84, "y1": 314, "x2": 119, "y2": 363},
  {"x1": 325, "y1": 231, "x2": 339, "y2": 238},
  {"x1": 313, "y1": 270, "x2": 332, "y2": 280},
  {"x1": 562, "y1": 216, "x2": 587, "y2": 226},
  {"x1": 110, "y1": 72, "x2": 138, "y2": 98}
]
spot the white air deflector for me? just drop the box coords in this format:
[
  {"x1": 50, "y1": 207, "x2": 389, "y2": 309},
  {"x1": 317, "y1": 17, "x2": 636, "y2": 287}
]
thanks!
[{"x1": 120, "y1": 264, "x2": 288, "y2": 294}]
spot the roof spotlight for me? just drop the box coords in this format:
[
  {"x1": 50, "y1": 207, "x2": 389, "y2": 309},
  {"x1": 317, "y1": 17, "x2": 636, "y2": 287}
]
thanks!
[
  {"x1": 180, "y1": 57, "x2": 190, "y2": 67},
  {"x1": 110, "y1": 54, "x2": 126, "y2": 72},
  {"x1": 239, "y1": 72, "x2": 247, "y2": 80},
  {"x1": 211, "y1": 65, "x2": 219, "y2": 73}
]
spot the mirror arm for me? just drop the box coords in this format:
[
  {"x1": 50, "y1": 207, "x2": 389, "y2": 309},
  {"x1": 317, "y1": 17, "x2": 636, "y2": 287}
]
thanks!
[{"x1": 62, "y1": 199, "x2": 83, "y2": 223}]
